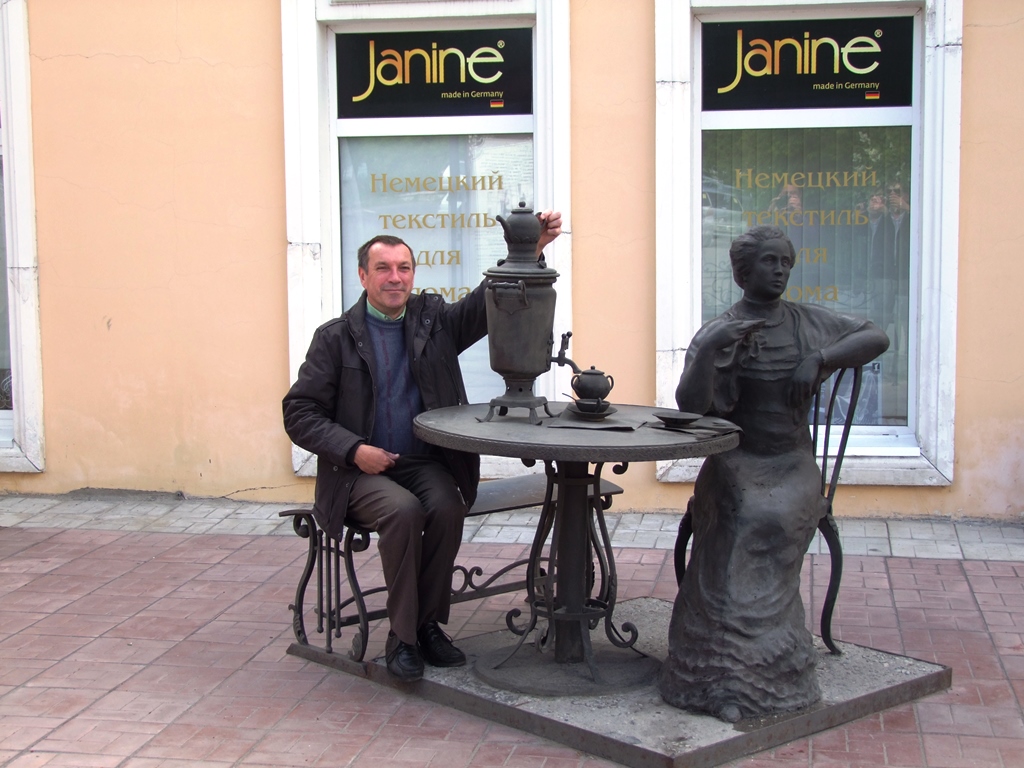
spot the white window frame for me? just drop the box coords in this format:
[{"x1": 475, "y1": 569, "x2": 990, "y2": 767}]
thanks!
[
  {"x1": 0, "y1": 0, "x2": 44, "y2": 472},
  {"x1": 282, "y1": 0, "x2": 572, "y2": 477},
  {"x1": 654, "y1": 0, "x2": 961, "y2": 486}
]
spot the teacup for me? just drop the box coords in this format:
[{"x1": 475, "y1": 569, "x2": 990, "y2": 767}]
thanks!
[{"x1": 574, "y1": 398, "x2": 609, "y2": 413}]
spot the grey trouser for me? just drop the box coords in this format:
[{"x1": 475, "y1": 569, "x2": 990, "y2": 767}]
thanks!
[{"x1": 344, "y1": 455, "x2": 468, "y2": 645}]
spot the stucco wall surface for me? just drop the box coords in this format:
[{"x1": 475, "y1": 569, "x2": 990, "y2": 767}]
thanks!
[{"x1": 4, "y1": 0, "x2": 302, "y2": 500}]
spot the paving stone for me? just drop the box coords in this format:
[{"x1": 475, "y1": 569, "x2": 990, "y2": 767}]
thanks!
[{"x1": 1, "y1": 490, "x2": 1023, "y2": 767}]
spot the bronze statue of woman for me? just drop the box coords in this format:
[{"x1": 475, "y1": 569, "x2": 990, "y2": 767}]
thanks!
[{"x1": 659, "y1": 225, "x2": 889, "y2": 722}]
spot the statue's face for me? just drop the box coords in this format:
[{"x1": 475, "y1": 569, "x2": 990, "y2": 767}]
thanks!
[{"x1": 744, "y1": 238, "x2": 794, "y2": 302}]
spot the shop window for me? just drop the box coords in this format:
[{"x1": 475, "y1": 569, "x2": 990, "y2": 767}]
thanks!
[
  {"x1": 282, "y1": 1, "x2": 569, "y2": 477},
  {"x1": 333, "y1": 25, "x2": 536, "y2": 403},
  {"x1": 654, "y1": 1, "x2": 962, "y2": 485}
]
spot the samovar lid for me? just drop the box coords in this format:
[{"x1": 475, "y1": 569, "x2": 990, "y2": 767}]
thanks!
[{"x1": 483, "y1": 202, "x2": 560, "y2": 281}]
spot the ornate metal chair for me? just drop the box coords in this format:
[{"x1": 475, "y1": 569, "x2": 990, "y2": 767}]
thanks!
[
  {"x1": 672, "y1": 366, "x2": 864, "y2": 655},
  {"x1": 278, "y1": 468, "x2": 623, "y2": 663}
]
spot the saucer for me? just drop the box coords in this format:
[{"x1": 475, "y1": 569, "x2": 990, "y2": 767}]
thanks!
[
  {"x1": 573, "y1": 398, "x2": 610, "y2": 414},
  {"x1": 651, "y1": 408, "x2": 702, "y2": 427},
  {"x1": 566, "y1": 402, "x2": 618, "y2": 421}
]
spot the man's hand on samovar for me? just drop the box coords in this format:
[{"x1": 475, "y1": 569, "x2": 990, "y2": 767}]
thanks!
[{"x1": 536, "y1": 210, "x2": 563, "y2": 256}]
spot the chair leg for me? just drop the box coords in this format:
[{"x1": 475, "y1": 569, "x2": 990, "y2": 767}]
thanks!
[
  {"x1": 323, "y1": 531, "x2": 334, "y2": 654},
  {"x1": 284, "y1": 511, "x2": 317, "y2": 645},
  {"x1": 342, "y1": 526, "x2": 372, "y2": 662},
  {"x1": 818, "y1": 510, "x2": 843, "y2": 655},
  {"x1": 280, "y1": 511, "x2": 389, "y2": 662},
  {"x1": 673, "y1": 499, "x2": 694, "y2": 585}
]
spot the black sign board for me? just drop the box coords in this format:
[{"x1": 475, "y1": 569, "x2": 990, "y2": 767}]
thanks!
[
  {"x1": 702, "y1": 17, "x2": 914, "y2": 111},
  {"x1": 337, "y1": 28, "x2": 533, "y2": 119}
]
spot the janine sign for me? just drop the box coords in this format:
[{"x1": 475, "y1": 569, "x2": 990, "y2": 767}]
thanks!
[
  {"x1": 337, "y1": 28, "x2": 533, "y2": 119},
  {"x1": 702, "y1": 17, "x2": 914, "y2": 111}
]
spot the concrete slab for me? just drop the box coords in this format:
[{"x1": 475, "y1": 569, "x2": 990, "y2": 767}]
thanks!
[{"x1": 288, "y1": 597, "x2": 951, "y2": 768}]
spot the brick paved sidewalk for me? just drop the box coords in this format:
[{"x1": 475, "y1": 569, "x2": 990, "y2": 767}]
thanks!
[{"x1": 1, "y1": 492, "x2": 1023, "y2": 767}]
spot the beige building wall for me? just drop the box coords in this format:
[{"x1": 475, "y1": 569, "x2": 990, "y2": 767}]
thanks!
[
  {"x1": 6, "y1": 0, "x2": 301, "y2": 500},
  {"x1": 944, "y1": 0, "x2": 1024, "y2": 519},
  {"x1": 2, "y1": 0, "x2": 1020, "y2": 522}
]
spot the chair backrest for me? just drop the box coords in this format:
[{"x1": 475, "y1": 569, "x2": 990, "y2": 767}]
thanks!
[{"x1": 810, "y1": 366, "x2": 863, "y2": 505}]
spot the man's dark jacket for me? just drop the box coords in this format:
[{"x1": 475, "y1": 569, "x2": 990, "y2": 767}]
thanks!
[{"x1": 282, "y1": 285, "x2": 488, "y2": 539}]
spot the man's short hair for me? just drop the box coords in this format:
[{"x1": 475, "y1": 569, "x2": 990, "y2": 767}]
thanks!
[{"x1": 357, "y1": 235, "x2": 414, "y2": 272}]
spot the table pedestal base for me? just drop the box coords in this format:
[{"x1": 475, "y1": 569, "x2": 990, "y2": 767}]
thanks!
[
  {"x1": 496, "y1": 460, "x2": 639, "y2": 682},
  {"x1": 475, "y1": 641, "x2": 659, "y2": 696}
]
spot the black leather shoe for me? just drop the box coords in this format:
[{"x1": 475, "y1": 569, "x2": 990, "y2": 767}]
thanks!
[
  {"x1": 385, "y1": 631, "x2": 424, "y2": 681},
  {"x1": 417, "y1": 621, "x2": 467, "y2": 667}
]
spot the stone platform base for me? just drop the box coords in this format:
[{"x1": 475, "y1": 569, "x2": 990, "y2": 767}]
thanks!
[{"x1": 288, "y1": 598, "x2": 950, "y2": 768}]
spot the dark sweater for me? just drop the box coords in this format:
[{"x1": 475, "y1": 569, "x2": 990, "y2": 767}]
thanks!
[{"x1": 365, "y1": 313, "x2": 426, "y2": 455}]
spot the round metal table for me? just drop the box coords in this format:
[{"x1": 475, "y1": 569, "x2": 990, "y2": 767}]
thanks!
[{"x1": 414, "y1": 402, "x2": 739, "y2": 682}]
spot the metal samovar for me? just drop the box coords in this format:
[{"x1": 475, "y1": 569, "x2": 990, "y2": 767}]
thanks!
[{"x1": 482, "y1": 203, "x2": 578, "y2": 424}]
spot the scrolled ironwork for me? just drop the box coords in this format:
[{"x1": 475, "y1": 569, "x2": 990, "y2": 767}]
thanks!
[
  {"x1": 452, "y1": 560, "x2": 530, "y2": 596},
  {"x1": 290, "y1": 513, "x2": 312, "y2": 539},
  {"x1": 495, "y1": 470, "x2": 558, "y2": 666},
  {"x1": 348, "y1": 527, "x2": 372, "y2": 554},
  {"x1": 605, "y1": 616, "x2": 640, "y2": 649},
  {"x1": 342, "y1": 525, "x2": 370, "y2": 660},
  {"x1": 278, "y1": 510, "x2": 317, "y2": 645}
]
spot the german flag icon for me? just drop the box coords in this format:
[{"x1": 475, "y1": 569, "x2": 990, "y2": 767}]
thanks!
[
  {"x1": 865, "y1": 91, "x2": 880, "y2": 100},
  {"x1": 490, "y1": 99, "x2": 504, "y2": 108}
]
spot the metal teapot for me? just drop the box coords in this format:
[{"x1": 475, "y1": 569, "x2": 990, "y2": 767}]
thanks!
[{"x1": 571, "y1": 366, "x2": 614, "y2": 401}]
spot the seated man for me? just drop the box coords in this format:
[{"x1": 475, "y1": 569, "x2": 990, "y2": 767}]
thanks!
[{"x1": 282, "y1": 212, "x2": 562, "y2": 681}]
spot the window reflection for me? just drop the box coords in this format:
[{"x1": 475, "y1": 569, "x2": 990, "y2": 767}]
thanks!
[
  {"x1": 339, "y1": 134, "x2": 534, "y2": 404},
  {"x1": 0, "y1": 156, "x2": 10, "y2": 411},
  {"x1": 701, "y1": 127, "x2": 912, "y2": 426}
]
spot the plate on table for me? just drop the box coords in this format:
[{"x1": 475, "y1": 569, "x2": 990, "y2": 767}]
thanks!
[
  {"x1": 651, "y1": 408, "x2": 702, "y2": 428},
  {"x1": 566, "y1": 402, "x2": 618, "y2": 421}
]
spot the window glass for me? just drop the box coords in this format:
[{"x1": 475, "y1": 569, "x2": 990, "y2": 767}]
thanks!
[
  {"x1": 339, "y1": 134, "x2": 533, "y2": 403},
  {"x1": 0, "y1": 155, "x2": 9, "y2": 412},
  {"x1": 701, "y1": 126, "x2": 911, "y2": 426}
]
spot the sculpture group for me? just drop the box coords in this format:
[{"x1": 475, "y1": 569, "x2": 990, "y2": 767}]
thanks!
[{"x1": 284, "y1": 206, "x2": 890, "y2": 720}]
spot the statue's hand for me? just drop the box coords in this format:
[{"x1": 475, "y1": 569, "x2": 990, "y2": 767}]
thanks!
[
  {"x1": 789, "y1": 353, "x2": 824, "y2": 407},
  {"x1": 704, "y1": 318, "x2": 765, "y2": 351}
]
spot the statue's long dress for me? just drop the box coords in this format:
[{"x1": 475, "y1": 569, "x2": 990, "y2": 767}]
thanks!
[{"x1": 659, "y1": 301, "x2": 870, "y2": 719}]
